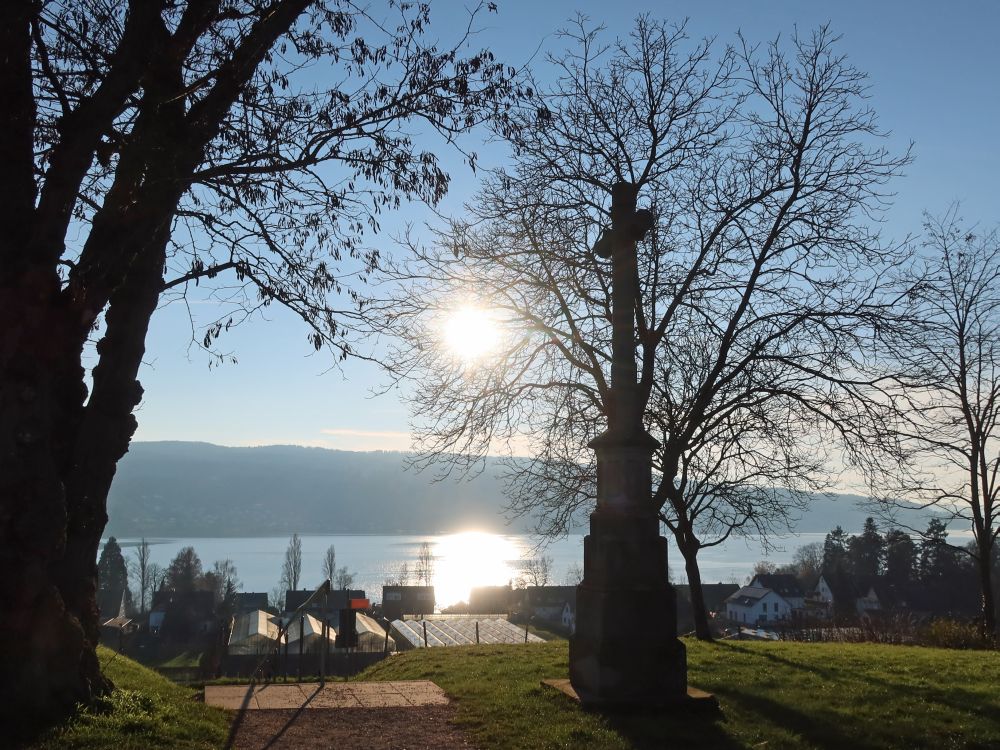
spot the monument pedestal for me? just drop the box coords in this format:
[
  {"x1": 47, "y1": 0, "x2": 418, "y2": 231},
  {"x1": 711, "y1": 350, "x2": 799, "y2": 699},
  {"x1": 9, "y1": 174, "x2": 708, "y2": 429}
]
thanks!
[
  {"x1": 569, "y1": 432, "x2": 689, "y2": 708},
  {"x1": 569, "y1": 510, "x2": 687, "y2": 707}
]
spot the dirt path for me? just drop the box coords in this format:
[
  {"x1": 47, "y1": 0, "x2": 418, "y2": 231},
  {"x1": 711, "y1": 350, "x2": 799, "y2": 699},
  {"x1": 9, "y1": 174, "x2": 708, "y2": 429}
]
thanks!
[
  {"x1": 209, "y1": 681, "x2": 477, "y2": 749},
  {"x1": 225, "y1": 704, "x2": 476, "y2": 749}
]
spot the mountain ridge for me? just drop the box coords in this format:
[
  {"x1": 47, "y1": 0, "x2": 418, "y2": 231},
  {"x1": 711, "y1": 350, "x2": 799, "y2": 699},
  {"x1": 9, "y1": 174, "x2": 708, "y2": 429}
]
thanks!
[{"x1": 106, "y1": 440, "x2": 883, "y2": 538}]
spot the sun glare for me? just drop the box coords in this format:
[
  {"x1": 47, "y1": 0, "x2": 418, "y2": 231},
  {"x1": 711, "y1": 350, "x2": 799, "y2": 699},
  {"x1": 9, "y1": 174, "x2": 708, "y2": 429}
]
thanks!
[
  {"x1": 442, "y1": 305, "x2": 501, "y2": 362},
  {"x1": 431, "y1": 531, "x2": 523, "y2": 608}
]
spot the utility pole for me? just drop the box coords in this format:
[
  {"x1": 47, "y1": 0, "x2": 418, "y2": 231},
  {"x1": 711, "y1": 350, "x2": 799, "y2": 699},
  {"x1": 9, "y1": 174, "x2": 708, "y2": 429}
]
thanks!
[{"x1": 569, "y1": 182, "x2": 688, "y2": 706}]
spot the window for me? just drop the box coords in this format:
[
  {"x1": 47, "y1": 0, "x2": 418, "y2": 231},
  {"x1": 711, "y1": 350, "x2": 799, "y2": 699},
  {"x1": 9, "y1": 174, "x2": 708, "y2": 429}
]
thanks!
[{"x1": 386, "y1": 592, "x2": 401, "y2": 601}]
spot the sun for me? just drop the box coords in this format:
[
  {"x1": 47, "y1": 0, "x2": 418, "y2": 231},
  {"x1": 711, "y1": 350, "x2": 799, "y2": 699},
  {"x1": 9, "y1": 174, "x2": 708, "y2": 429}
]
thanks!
[
  {"x1": 442, "y1": 305, "x2": 501, "y2": 362},
  {"x1": 430, "y1": 531, "x2": 523, "y2": 608}
]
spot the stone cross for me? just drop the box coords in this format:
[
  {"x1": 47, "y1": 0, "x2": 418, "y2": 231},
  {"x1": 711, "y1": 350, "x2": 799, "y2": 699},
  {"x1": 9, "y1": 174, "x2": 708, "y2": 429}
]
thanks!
[{"x1": 568, "y1": 181, "x2": 689, "y2": 707}]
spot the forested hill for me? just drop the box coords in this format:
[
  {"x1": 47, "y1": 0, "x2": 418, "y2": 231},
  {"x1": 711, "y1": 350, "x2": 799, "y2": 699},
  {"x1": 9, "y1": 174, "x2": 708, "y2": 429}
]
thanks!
[
  {"x1": 106, "y1": 441, "x2": 881, "y2": 537},
  {"x1": 106, "y1": 441, "x2": 523, "y2": 536}
]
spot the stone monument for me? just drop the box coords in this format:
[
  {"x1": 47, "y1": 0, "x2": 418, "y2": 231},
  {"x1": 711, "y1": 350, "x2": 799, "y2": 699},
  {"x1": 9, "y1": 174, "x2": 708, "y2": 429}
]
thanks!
[{"x1": 568, "y1": 181, "x2": 688, "y2": 707}]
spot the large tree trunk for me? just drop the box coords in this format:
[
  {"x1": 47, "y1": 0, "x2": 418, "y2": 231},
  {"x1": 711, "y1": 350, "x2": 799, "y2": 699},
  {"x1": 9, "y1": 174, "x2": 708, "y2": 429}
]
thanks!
[
  {"x1": 977, "y1": 541, "x2": 997, "y2": 640},
  {"x1": 0, "y1": 1, "x2": 310, "y2": 730},
  {"x1": 677, "y1": 536, "x2": 713, "y2": 641},
  {"x1": 0, "y1": 286, "x2": 101, "y2": 729},
  {"x1": 0, "y1": 234, "x2": 169, "y2": 731}
]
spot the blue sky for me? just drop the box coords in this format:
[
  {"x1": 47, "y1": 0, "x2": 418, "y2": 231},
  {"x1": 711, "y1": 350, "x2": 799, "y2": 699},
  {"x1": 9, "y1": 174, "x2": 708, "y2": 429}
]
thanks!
[{"x1": 132, "y1": 0, "x2": 1000, "y2": 452}]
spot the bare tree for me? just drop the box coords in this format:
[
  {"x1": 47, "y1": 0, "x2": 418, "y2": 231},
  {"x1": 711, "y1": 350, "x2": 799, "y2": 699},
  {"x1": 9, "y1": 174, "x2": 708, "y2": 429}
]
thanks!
[
  {"x1": 384, "y1": 561, "x2": 411, "y2": 587},
  {"x1": 0, "y1": 0, "x2": 517, "y2": 719},
  {"x1": 334, "y1": 566, "x2": 356, "y2": 590},
  {"x1": 269, "y1": 585, "x2": 286, "y2": 613},
  {"x1": 281, "y1": 533, "x2": 303, "y2": 593},
  {"x1": 130, "y1": 538, "x2": 152, "y2": 614},
  {"x1": 520, "y1": 555, "x2": 553, "y2": 587},
  {"x1": 322, "y1": 545, "x2": 337, "y2": 583},
  {"x1": 415, "y1": 542, "x2": 435, "y2": 586},
  {"x1": 148, "y1": 563, "x2": 167, "y2": 598},
  {"x1": 376, "y1": 18, "x2": 908, "y2": 640},
  {"x1": 212, "y1": 559, "x2": 241, "y2": 604},
  {"x1": 753, "y1": 560, "x2": 779, "y2": 577},
  {"x1": 874, "y1": 211, "x2": 1000, "y2": 638},
  {"x1": 563, "y1": 562, "x2": 584, "y2": 586},
  {"x1": 789, "y1": 541, "x2": 825, "y2": 585}
]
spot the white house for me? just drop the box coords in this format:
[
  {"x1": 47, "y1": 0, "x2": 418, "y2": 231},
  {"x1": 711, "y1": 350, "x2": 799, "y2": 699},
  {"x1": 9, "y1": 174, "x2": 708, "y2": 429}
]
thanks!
[
  {"x1": 813, "y1": 575, "x2": 835, "y2": 607},
  {"x1": 812, "y1": 574, "x2": 886, "y2": 616},
  {"x1": 725, "y1": 586, "x2": 793, "y2": 625},
  {"x1": 748, "y1": 574, "x2": 806, "y2": 610},
  {"x1": 561, "y1": 601, "x2": 576, "y2": 634}
]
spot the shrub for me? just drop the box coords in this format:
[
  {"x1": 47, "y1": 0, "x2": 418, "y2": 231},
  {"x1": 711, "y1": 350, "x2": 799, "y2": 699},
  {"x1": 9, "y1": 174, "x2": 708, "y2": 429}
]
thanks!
[{"x1": 921, "y1": 618, "x2": 995, "y2": 650}]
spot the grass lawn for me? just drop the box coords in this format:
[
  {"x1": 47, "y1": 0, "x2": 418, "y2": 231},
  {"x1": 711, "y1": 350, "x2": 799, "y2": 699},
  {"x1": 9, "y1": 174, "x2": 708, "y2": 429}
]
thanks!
[
  {"x1": 28, "y1": 646, "x2": 229, "y2": 749},
  {"x1": 153, "y1": 648, "x2": 204, "y2": 669},
  {"x1": 358, "y1": 638, "x2": 1000, "y2": 749}
]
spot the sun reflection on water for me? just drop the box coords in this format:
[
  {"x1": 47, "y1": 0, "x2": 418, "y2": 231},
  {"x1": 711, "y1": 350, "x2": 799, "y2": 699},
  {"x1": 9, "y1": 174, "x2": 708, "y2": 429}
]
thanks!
[{"x1": 430, "y1": 531, "x2": 525, "y2": 609}]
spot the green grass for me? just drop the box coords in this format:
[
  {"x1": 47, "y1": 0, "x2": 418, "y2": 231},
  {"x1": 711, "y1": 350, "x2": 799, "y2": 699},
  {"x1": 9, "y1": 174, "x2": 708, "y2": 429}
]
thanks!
[
  {"x1": 527, "y1": 622, "x2": 569, "y2": 641},
  {"x1": 153, "y1": 649, "x2": 203, "y2": 669},
  {"x1": 29, "y1": 646, "x2": 229, "y2": 749},
  {"x1": 358, "y1": 639, "x2": 1000, "y2": 749}
]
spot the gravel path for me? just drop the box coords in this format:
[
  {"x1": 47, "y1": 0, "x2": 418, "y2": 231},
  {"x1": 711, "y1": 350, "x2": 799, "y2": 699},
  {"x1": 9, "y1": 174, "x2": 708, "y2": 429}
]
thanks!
[
  {"x1": 210, "y1": 681, "x2": 477, "y2": 749},
  {"x1": 225, "y1": 704, "x2": 476, "y2": 749}
]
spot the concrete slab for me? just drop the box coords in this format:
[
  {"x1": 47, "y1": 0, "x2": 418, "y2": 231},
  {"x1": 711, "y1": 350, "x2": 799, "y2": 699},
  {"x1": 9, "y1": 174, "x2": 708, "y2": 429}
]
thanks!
[
  {"x1": 302, "y1": 686, "x2": 363, "y2": 709},
  {"x1": 203, "y1": 685, "x2": 259, "y2": 710},
  {"x1": 205, "y1": 680, "x2": 450, "y2": 711},
  {"x1": 250, "y1": 684, "x2": 310, "y2": 709}
]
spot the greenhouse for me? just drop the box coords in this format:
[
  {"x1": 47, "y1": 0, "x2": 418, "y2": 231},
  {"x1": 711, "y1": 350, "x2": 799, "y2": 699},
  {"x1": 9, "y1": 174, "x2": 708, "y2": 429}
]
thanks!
[
  {"x1": 390, "y1": 617, "x2": 545, "y2": 649},
  {"x1": 283, "y1": 613, "x2": 335, "y2": 653},
  {"x1": 228, "y1": 610, "x2": 280, "y2": 655}
]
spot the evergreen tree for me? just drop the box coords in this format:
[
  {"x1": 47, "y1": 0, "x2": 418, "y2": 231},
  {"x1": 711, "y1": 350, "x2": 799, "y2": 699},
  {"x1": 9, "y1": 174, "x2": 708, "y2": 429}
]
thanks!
[
  {"x1": 96, "y1": 537, "x2": 130, "y2": 617},
  {"x1": 918, "y1": 519, "x2": 959, "y2": 584},
  {"x1": 165, "y1": 547, "x2": 204, "y2": 594},
  {"x1": 848, "y1": 517, "x2": 884, "y2": 580},
  {"x1": 823, "y1": 526, "x2": 850, "y2": 577},
  {"x1": 883, "y1": 529, "x2": 917, "y2": 585}
]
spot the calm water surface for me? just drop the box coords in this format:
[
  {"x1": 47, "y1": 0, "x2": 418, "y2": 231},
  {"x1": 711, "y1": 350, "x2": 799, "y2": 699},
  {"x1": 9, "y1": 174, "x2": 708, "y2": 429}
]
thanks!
[{"x1": 108, "y1": 531, "x2": 830, "y2": 608}]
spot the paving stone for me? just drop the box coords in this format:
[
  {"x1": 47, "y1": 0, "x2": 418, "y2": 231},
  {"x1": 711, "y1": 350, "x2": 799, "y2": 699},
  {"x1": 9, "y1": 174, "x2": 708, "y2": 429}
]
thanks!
[
  {"x1": 304, "y1": 687, "x2": 363, "y2": 709},
  {"x1": 251, "y1": 684, "x2": 310, "y2": 709},
  {"x1": 204, "y1": 685, "x2": 259, "y2": 710},
  {"x1": 205, "y1": 680, "x2": 450, "y2": 710}
]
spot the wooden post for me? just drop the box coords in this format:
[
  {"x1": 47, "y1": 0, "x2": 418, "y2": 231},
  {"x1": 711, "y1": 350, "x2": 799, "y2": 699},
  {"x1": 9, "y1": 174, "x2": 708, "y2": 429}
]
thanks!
[
  {"x1": 298, "y1": 615, "x2": 304, "y2": 681},
  {"x1": 320, "y1": 619, "x2": 326, "y2": 685},
  {"x1": 475, "y1": 621, "x2": 480, "y2": 644},
  {"x1": 423, "y1": 620, "x2": 428, "y2": 648},
  {"x1": 384, "y1": 626, "x2": 390, "y2": 653},
  {"x1": 524, "y1": 621, "x2": 529, "y2": 643},
  {"x1": 283, "y1": 630, "x2": 289, "y2": 682}
]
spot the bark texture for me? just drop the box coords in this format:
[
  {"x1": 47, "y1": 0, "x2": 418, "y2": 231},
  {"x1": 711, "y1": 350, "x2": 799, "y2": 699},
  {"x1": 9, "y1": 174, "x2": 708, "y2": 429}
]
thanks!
[
  {"x1": 676, "y1": 533, "x2": 713, "y2": 641},
  {"x1": 0, "y1": 0, "x2": 312, "y2": 727}
]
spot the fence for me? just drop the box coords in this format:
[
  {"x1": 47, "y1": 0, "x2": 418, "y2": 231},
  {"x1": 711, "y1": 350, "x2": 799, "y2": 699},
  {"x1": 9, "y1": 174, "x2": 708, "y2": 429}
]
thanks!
[
  {"x1": 221, "y1": 650, "x2": 387, "y2": 679},
  {"x1": 239, "y1": 580, "x2": 399, "y2": 684}
]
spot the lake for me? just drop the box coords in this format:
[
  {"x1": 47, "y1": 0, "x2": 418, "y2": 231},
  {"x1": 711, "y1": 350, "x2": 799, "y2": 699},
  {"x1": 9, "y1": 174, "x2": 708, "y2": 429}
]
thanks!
[{"x1": 108, "y1": 530, "x2": 833, "y2": 608}]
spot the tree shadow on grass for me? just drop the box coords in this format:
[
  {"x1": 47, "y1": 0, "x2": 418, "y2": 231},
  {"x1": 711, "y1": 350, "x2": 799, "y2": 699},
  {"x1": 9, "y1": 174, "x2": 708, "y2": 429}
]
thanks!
[
  {"x1": 717, "y1": 688, "x2": 885, "y2": 750},
  {"x1": 721, "y1": 642, "x2": 1000, "y2": 728},
  {"x1": 599, "y1": 703, "x2": 742, "y2": 750}
]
